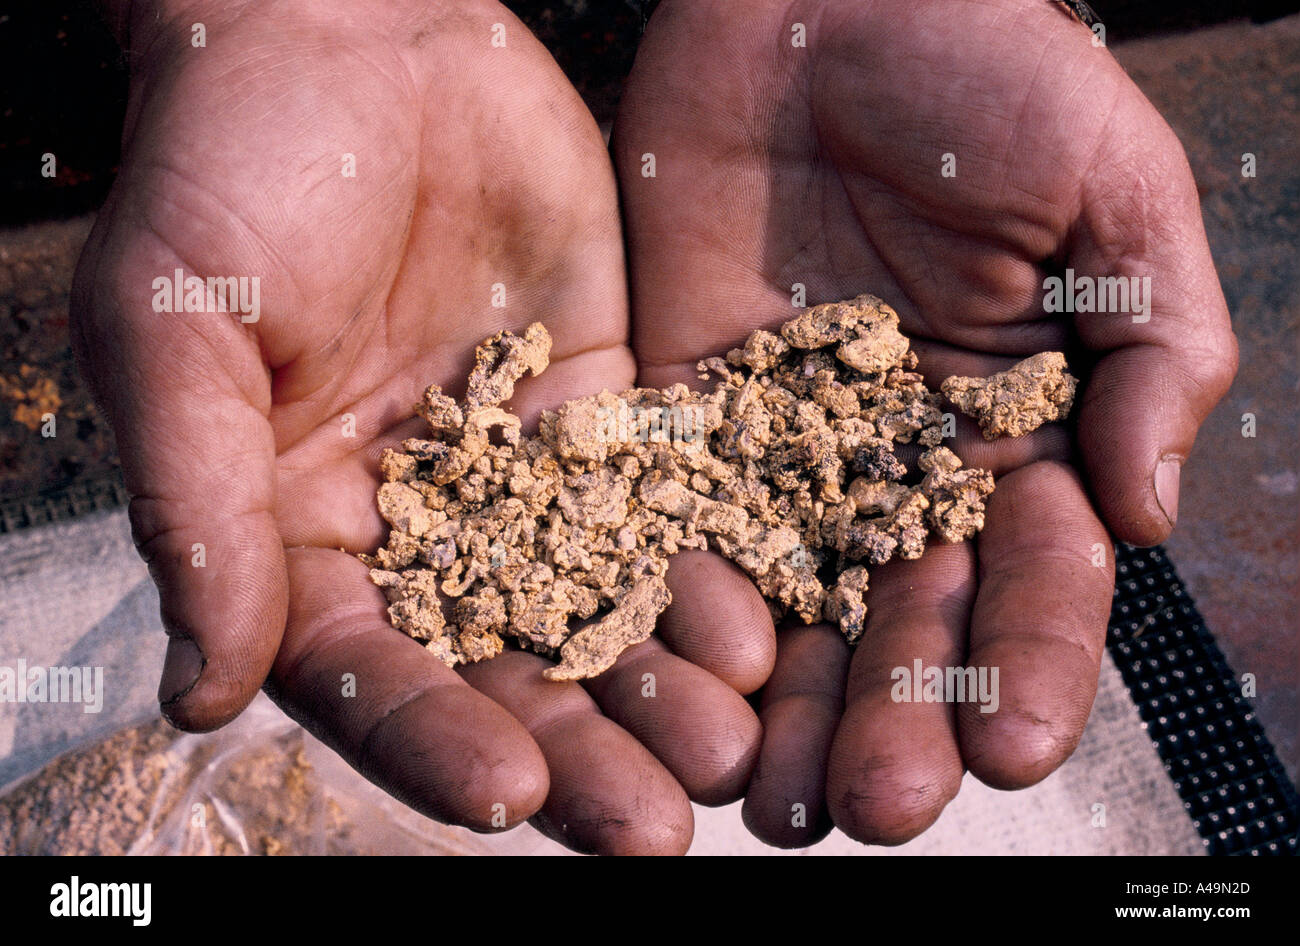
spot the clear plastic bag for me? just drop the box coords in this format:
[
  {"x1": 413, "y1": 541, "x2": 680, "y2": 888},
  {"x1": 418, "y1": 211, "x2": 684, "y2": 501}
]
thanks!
[{"x1": 0, "y1": 692, "x2": 520, "y2": 855}]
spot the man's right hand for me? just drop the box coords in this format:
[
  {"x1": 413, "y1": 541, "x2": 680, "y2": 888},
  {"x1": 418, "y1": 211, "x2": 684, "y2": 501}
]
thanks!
[{"x1": 72, "y1": 0, "x2": 763, "y2": 854}]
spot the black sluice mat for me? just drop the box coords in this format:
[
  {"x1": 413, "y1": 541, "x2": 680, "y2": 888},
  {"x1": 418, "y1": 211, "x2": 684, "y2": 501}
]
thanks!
[
  {"x1": 0, "y1": 472, "x2": 128, "y2": 533},
  {"x1": 1109, "y1": 543, "x2": 1299, "y2": 855}
]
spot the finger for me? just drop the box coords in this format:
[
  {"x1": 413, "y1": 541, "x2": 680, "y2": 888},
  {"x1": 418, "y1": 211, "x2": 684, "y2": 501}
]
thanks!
[
  {"x1": 659, "y1": 550, "x2": 777, "y2": 694},
  {"x1": 1070, "y1": 120, "x2": 1238, "y2": 545},
  {"x1": 459, "y1": 651, "x2": 694, "y2": 855},
  {"x1": 741, "y1": 623, "x2": 849, "y2": 848},
  {"x1": 71, "y1": 240, "x2": 285, "y2": 732},
  {"x1": 960, "y1": 461, "x2": 1114, "y2": 789},
  {"x1": 267, "y1": 547, "x2": 549, "y2": 830},
  {"x1": 583, "y1": 638, "x2": 762, "y2": 805},
  {"x1": 826, "y1": 542, "x2": 973, "y2": 845}
]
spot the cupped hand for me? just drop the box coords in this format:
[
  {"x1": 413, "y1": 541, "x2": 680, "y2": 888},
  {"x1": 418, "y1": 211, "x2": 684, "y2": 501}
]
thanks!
[
  {"x1": 614, "y1": 0, "x2": 1236, "y2": 846},
  {"x1": 72, "y1": 0, "x2": 760, "y2": 854}
]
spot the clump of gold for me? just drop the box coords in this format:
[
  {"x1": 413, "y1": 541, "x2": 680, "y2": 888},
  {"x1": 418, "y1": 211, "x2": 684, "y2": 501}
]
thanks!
[{"x1": 363, "y1": 295, "x2": 1076, "y2": 679}]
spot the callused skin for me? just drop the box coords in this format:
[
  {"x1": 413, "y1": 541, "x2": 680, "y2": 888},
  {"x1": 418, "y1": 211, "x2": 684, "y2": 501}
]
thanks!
[{"x1": 615, "y1": 0, "x2": 1236, "y2": 847}]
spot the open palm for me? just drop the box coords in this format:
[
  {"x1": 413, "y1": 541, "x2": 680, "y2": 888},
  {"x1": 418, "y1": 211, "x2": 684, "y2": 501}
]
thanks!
[
  {"x1": 615, "y1": 0, "x2": 1236, "y2": 845},
  {"x1": 72, "y1": 0, "x2": 759, "y2": 854}
]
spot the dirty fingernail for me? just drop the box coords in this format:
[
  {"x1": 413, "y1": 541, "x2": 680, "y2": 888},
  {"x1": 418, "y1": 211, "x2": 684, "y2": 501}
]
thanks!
[
  {"x1": 159, "y1": 637, "x2": 205, "y2": 706},
  {"x1": 1155, "y1": 456, "x2": 1182, "y2": 529}
]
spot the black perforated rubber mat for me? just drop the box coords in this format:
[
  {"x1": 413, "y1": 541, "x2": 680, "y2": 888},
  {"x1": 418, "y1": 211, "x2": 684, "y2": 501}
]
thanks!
[
  {"x1": 0, "y1": 473, "x2": 128, "y2": 533},
  {"x1": 1109, "y1": 543, "x2": 1299, "y2": 855}
]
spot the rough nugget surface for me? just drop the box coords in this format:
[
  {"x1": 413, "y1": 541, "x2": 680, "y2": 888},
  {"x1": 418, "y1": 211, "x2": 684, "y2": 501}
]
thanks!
[
  {"x1": 363, "y1": 296, "x2": 1077, "y2": 679},
  {"x1": 940, "y1": 351, "x2": 1077, "y2": 440}
]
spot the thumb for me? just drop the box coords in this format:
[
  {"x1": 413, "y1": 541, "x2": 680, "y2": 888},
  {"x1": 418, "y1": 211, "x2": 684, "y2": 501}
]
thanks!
[
  {"x1": 1068, "y1": 116, "x2": 1237, "y2": 546},
  {"x1": 72, "y1": 221, "x2": 287, "y2": 732}
]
